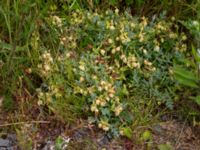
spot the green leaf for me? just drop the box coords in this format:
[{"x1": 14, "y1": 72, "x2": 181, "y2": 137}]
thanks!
[
  {"x1": 173, "y1": 66, "x2": 199, "y2": 88},
  {"x1": 192, "y1": 45, "x2": 200, "y2": 62},
  {"x1": 69, "y1": 0, "x2": 81, "y2": 10},
  {"x1": 55, "y1": 136, "x2": 63, "y2": 150},
  {"x1": 65, "y1": 61, "x2": 74, "y2": 81},
  {"x1": 158, "y1": 143, "x2": 173, "y2": 150},
  {"x1": 174, "y1": 74, "x2": 198, "y2": 88},
  {"x1": 141, "y1": 130, "x2": 152, "y2": 141},
  {"x1": 121, "y1": 127, "x2": 133, "y2": 139},
  {"x1": 109, "y1": 0, "x2": 117, "y2": 5},
  {"x1": 122, "y1": 84, "x2": 129, "y2": 95},
  {"x1": 135, "y1": 0, "x2": 145, "y2": 6},
  {"x1": 125, "y1": 0, "x2": 134, "y2": 5},
  {"x1": 173, "y1": 66, "x2": 198, "y2": 81},
  {"x1": 101, "y1": 108, "x2": 110, "y2": 116},
  {"x1": 195, "y1": 95, "x2": 200, "y2": 105}
]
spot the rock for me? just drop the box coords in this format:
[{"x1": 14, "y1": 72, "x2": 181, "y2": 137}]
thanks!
[
  {"x1": 153, "y1": 124, "x2": 163, "y2": 134},
  {"x1": 0, "y1": 134, "x2": 17, "y2": 150},
  {"x1": 73, "y1": 128, "x2": 89, "y2": 140},
  {"x1": 0, "y1": 139, "x2": 10, "y2": 147},
  {"x1": 97, "y1": 135, "x2": 110, "y2": 146},
  {"x1": 41, "y1": 140, "x2": 55, "y2": 150},
  {"x1": 7, "y1": 134, "x2": 17, "y2": 145}
]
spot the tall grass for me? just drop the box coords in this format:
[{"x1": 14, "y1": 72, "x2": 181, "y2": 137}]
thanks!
[
  {"x1": 0, "y1": 0, "x2": 51, "y2": 110},
  {"x1": 0, "y1": 0, "x2": 84, "y2": 123},
  {"x1": 54, "y1": 0, "x2": 200, "y2": 19}
]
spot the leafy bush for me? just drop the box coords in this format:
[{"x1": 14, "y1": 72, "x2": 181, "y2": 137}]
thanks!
[{"x1": 36, "y1": 9, "x2": 188, "y2": 136}]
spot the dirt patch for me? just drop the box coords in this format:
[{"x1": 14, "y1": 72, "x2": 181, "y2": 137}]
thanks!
[
  {"x1": 152, "y1": 120, "x2": 200, "y2": 150},
  {"x1": 1, "y1": 118, "x2": 200, "y2": 150}
]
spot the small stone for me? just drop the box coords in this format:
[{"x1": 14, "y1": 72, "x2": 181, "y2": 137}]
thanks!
[{"x1": 0, "y1": 139, "x2": 10, "y2": 147}]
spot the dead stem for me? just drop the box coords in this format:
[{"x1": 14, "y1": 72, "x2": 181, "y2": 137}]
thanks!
[{"x1": 0, "y1": 120, "x2": 50, "y2": 127}]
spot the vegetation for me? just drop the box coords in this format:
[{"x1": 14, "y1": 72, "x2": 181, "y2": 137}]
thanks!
[{"x1": 0, "y1": 0, "x2": 200, "y2": 149}]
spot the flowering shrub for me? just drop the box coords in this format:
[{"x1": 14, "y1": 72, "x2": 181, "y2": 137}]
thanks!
[{"x1": 36, "y1": 10, "x2": 188, "y2": 136}]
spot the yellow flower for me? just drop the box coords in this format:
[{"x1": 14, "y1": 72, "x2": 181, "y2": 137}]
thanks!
[
  {"x1": 115, "y1": 8, "x2": 119, "y2": 14},
  {"x1": 151, "y1": 67, "x2": 156, "y2": 72},
  {"x1": 171, "y1": 16, "x2": 175, "y2": 21},
  {"x1": 79, "y1": 65, "x2": 85, "y2": 71},
  {"x1": 98, "y1": 123, "x2": 103, "y2": 128},
  {"x1": 100, "y1": 81, "x2": 106, "y2": 86},
  {"x1": 143, "y1": 49, "x2": 147, "y2": 54},
  {"x1": 154, "y1": 45, "x2": 160, "y2": 52},
  {"x1": 26, "y1": 68, "x2": 32, "y2": 74},
  {"x1": 106, "y1": 97, "x2": 110, "y2": 101},
  {"x1": 100, "y1": 49, "x2": 106, "y2": 55},
  {"x1": 119, "y1": 129, "x2": 124, "y2": 136},
  {"x1": 104, "y1": 85, "x2": 109, "y2": 91},
  {"x1": 108, "y1": 87, "x2": 115, "y2": 94},
  {"x1": 115, "y1": 97, "x2": 120, "y2": 103},
  {"x1": 116, "y1": 37, "x2": 120, "y2": 41},
  {"x1": 102, "y1": 126, "x2": 109, "y2": 131},
  {"x1": 111, "y1": 48, "x2": 116, "y2": 54},
  {"x1": 169, "y1": 33, "x2": 177, "y2": 39},
  {"x1": 99, "y1": 120, "x2": 110, "y2": 131},
  {"x1": 181, "y1": 44, "x2": 187, "y2": 52},
  {"x1": 133, "y1": 62, "x2": 140, "y2": 68},
  {"x1": 38, "y1": 100, "x2": 43, "y2": 106},
  {"x1": 72, "y1": 42, "x2": 77, "y2": 48},
  {"x1": 92, "y1": 75, "x2": 97, "y2": 80},
  {"x1": 95, "y1": 99, "x2": 101, "y2": 105},
  {"x1": 115, "y1": 60, "x2": 120, "y2": 68},
  {"x1": 100, "y1": 100, "x2": 106, "y2": 106},
  {"x1": 116, "y1": 46, "x2": 121, "y2": 52},
  {"x1": 37, "y1": 64, "x2": 42, "y2": 69},
  {"x1": 169, "y1": 68, "x2": 173, "y2": 75},
  {"x1": 46, "y1": 93, "x2": 52, "y2": 102},
  {"x1": 130, "y1": 23, "x2": 136, "y2": 28},
  {"x1": 38, "y1": 91, "x2": 44, "y2": 97},
  {"x1": 141, "y1": 16, "x2": 148, "y2": 27},
  {"x1": 109, "y1": 93, "x2": 114, "y2": 98},
  {"x1": 108, "y1": 38, "x2": 113, "y2": 44},
  {"x1": 182, "y1": 35, "x2": 187, "y2": 41},
  {"x1": 52, "y1": 15, "x2": 62, "y2": 27},
  {"x1": 110, "y1": 25, "x2": 115, "y2": 30},
  {"x1": 68, "y1": 36, "x2": 73, "y2": 41},
  {"x1": 98, "y1": 86, "x2": 103, "y2": 92},
  {"x1": 114, "y1": 105, "x2": 123, "y2": 116},
  {"x1": 90, "y1": 104, "x2": 98, "y2": 113},
  {"x1": 44, "y1": 64, "x2": 51, "y2": 71},
  {"x1": 66, "y1": 52, "x2": 71, "y2": 58},
  {"x1": 79, "y1": 76, "x2": 84, "y2": 82},
  {"x1": 87, "y1": 86, "x2": 94, "y2": 94},
  {"x1": 120, "y1": 54, "x2": 127, "y2": 63},
  {"x1": 144, "y1": 60, "x2": 152, "y2": 66},
  {"x1": 139, "y1": 33, "x2": 144, "y2": 42}
]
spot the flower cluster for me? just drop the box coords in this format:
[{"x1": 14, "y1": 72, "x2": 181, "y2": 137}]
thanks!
[
  {"x1": 51, "y1": 15, "x2": 62, "y2": 27},
  {"x1": 98, "y1": 119, "x2": 110, "y2": 131},
  {"x1": 68, "y1": 53, "x2": 126, "y2": 134},
  {"x1": 37, "y1": 51, "x2": 53, "y2": 77}
]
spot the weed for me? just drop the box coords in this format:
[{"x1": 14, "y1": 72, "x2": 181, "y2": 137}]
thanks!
[{"x1": 35, "y1": 9, "x2": 189, "y2": 137}]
